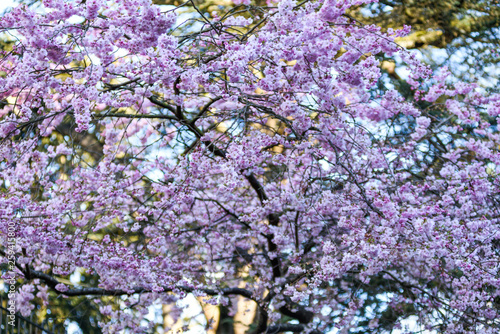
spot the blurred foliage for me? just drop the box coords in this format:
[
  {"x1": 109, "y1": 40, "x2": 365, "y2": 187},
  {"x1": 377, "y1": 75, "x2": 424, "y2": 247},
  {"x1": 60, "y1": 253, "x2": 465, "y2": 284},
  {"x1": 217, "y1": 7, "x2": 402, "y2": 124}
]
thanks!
[{"x1": 350, "y1": 0, "x2": 500, "y2": 86}]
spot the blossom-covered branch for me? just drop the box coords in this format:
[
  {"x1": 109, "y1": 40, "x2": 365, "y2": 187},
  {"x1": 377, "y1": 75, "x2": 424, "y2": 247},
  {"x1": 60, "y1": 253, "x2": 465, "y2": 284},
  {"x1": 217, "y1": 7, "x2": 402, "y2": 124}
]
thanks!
[{"x1": 1, "y1": 0, "x2": 500, "y2": 332}]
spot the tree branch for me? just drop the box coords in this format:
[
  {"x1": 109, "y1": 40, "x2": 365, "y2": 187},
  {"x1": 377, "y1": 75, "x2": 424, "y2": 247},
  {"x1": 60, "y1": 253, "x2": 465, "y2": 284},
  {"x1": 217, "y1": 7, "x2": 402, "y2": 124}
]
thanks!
[
  {"x1": 266, "y1": 324, "x2": 314, "y2": 333},
  {"x1": 148, "y1": 95, "x2": 178, "y2": 114},
  {"x1": 190, "y1": 96, "x2": 222, "y2": 125},
  {"x1": 0, "y1": 249, "x2": 255, "y2": 300},
  {"x1": 95, "y1": 112, "x2": 177, "y2": 121}
]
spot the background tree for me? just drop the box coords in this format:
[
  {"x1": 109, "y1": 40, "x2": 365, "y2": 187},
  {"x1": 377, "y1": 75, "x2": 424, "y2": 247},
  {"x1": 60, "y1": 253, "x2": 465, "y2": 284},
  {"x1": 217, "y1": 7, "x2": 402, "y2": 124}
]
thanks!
[{"x1": 350, "y1": 0, "x2": 500, "y2": 86}]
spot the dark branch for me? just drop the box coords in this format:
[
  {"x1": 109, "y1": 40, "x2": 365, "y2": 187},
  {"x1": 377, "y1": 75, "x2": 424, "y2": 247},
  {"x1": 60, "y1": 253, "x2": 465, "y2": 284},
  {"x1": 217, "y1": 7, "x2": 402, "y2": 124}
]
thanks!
[
  {"x1": 266, "y1": 324, "x2": 307, "y2": 333},
  {"x1": 190, "y1": 96, "x2": 222, "y2": 125},
  {"x1": 148, "y1": 95, "x2": 178, "y2": 114},
  {"x1": 266, "y1": 323, "x2": 321, "y2": 333},
  {"x1": 279, "y1": 296, "x2": 314, "y2": 323},
  {"x1": 95, "y1": 112, "x2": 177, "y2": 120}
]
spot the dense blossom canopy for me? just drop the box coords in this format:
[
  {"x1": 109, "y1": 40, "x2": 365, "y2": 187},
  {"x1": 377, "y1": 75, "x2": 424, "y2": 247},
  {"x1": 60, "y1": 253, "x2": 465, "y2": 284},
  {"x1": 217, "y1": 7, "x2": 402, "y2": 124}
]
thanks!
[{"x1": 1, "y1": 0, "x2": 500, "y2": 332}]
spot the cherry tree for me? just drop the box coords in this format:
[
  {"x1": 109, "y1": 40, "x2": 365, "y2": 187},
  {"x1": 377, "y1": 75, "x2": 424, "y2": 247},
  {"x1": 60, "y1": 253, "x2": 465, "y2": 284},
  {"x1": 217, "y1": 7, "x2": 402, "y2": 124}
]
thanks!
[{"x1": 1, "y1": 0, "x2": 500, "y2": 332}]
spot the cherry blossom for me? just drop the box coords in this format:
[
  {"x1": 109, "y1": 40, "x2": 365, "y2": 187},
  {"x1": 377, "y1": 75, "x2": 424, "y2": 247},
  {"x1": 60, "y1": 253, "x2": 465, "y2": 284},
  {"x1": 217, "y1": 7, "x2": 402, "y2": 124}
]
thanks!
[{"x1": 0, "y1": 0, "x2": 499, "y2": 332}]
